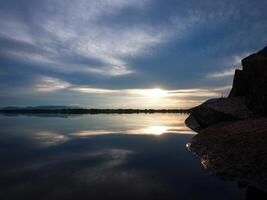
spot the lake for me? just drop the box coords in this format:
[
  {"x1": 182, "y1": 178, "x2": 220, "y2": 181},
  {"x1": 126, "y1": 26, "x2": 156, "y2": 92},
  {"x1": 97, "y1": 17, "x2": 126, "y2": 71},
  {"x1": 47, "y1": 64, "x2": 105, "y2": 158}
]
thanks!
[{"x1": 0, "y1": 114, "x2": 246, "y2": 200}]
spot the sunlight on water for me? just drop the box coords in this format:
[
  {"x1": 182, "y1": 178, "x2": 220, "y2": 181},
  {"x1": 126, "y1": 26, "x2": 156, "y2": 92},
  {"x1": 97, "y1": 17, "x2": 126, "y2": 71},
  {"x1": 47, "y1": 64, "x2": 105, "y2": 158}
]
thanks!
[
  {"x1": 71, "y1": 125, "x2": 191, "y2": 136},
  {"x1": 69, "y1": 114, "x2": 195, "y2": 137},
  {"x1": 0, "y1": 114, "x2": 194, "y2": 147},
  {"x1": 140, "y1": 126, "x2": 168, "y2": 135}
]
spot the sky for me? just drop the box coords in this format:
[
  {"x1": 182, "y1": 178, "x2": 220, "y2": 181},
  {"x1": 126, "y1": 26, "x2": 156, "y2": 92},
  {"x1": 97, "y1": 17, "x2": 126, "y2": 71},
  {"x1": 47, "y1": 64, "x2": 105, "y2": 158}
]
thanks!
[{"x1": 0, "y1": 0, "x2": 267, "y2": 108}]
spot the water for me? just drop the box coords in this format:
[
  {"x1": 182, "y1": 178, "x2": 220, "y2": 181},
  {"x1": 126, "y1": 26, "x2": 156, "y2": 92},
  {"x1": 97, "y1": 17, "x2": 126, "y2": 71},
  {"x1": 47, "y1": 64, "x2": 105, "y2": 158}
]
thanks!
[{"x1": 0, "y1": 114, "x2": 246, "y2": 200}]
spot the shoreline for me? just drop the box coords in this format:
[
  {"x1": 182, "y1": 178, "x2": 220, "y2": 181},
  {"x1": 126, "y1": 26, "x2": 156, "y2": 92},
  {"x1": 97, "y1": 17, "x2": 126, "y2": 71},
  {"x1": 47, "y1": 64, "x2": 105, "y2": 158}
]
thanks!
[{"x1": 0, "y1": 108, "x2": 191, "y2": 116}]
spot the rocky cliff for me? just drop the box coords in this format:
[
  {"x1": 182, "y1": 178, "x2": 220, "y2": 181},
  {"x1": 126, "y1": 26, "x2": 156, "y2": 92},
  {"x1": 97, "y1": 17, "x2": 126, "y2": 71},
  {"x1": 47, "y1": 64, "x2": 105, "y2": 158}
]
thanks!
[
  {"x1": 186, "y1": 46, "x2": 267, "y2": 193},
  {"x1": 186, "y1": 46, "x2": 267, "y2": 131},
  {"x1": 229, "y1": 46, "x2": 267, "y2": 115}
]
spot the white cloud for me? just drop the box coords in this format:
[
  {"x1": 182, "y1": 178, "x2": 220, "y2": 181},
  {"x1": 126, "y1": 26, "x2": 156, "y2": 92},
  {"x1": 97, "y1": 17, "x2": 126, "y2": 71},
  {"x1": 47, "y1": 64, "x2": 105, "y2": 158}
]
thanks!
[
  {"x1": 0, "y1": 0, "x2": 157, "y2": 77},
  {"x1": 0, "y1": 0, "x2": 158, "y2": 77},
  {"x1": 4, "y1": 48, "x2": 133, "y2": 76},
  {"x1": 206, "y1": 51, "x2": 252, "y2": 79},
  {"x1": 0, "y1": 17, "x2": 35, "y2": 45},
  {"x1": 71, "y1": 87, "x2": 118, "y2": 94},
  {"x1": 230, "y1": 52, "x2": 251, "y2": 66},
  {"x1": 206, "y1": 68, "x2": 236, "y2": 79},
  {"x1": 35, "y1": 76, "x2": 72, "y2": 92},
  {"x1": 71, "y1": 26, "x2": 166, "y2": 66},
  {"x1": 0, "y1": 0, "x2": 209, "y2": 78},
  {"x1": 71, "y1": 86, "x2": 228, "y2": 98},
  {"x1": 31, "y1": 74, "x2": 231, "y2": 108},
  {"x1": 5, "y1": 50, "x2": 56, "y2": 66},
  {"x1": 69, "y1": 85, "x2": 232, "y2": 108},
  {"x1": 25, "y1": 0, "x2": 158, "y2": 76}
]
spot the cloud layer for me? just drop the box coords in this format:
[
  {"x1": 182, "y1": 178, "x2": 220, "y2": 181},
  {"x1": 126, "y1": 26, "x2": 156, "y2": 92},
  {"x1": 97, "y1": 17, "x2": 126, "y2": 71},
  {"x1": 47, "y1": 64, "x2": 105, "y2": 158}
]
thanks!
[{"x1": 0, "y1": 0, "x2": 267, "y2": 107}]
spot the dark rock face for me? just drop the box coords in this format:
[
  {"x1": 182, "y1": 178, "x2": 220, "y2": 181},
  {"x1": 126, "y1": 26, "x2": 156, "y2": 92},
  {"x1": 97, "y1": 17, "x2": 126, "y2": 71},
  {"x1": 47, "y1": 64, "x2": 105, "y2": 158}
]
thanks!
[
  {"x1": 228, "y1": 69, "x2": 246, "y2": 97},
  {"x1": 185, "y1": 97, "x2": 252, "y2": 131},
  {"x1": 187, "y1": 46, "x2": 267, "y2": 131},
  {"x1": 229, "y1": 46, "x2": 267, "y2": 115},
  {"x1": 186, "y1": 46, "x2": 267, "y2": 195}
]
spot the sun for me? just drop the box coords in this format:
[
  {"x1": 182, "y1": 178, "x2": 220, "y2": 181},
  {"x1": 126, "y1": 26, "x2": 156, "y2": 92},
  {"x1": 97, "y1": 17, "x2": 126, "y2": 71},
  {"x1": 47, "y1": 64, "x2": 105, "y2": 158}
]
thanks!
[{"x1": 145, "y1": 88, "x2": 168, "y2": 98}]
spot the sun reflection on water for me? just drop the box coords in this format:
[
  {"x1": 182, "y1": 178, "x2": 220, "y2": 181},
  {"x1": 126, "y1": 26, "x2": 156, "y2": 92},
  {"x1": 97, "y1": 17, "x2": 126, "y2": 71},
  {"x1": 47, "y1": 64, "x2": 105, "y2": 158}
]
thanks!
[
  {"x1": 71, "y1": 125, "x2": 195, "y2": 137},
  {"x1": 28, "y1": 114, "x2": 195, "y2": 146},
  {"x1": 140, "y1": 126, "x2": 168, "y2": 135}
]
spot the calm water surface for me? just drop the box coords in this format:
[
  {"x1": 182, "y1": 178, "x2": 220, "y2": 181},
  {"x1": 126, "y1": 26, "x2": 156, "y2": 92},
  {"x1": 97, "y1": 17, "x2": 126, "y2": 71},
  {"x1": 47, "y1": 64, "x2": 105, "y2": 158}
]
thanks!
[{"x1": 0, "y1": 114, "x2": 246, "y2": 200}]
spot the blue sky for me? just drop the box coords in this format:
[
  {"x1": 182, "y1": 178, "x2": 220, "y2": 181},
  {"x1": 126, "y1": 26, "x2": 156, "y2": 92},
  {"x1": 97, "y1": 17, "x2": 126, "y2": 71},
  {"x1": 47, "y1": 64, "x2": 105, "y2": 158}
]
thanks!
[{"x1": 0, "y1": 0, "x2": 267, "y2": 108}]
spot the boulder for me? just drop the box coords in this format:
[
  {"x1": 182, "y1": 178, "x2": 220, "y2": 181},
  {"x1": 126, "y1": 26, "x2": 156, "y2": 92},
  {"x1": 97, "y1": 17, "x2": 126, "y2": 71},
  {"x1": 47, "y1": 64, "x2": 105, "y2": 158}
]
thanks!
[{"x1": 185, "y1": 97, "x2": 252, "y2": 131}]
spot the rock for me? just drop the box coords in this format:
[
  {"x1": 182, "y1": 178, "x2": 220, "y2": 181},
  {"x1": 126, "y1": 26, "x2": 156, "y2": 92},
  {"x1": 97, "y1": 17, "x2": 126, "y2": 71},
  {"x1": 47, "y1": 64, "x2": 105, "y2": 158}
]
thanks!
[
  {"x1": 228, "y1": 69, "x2": 246, "y2": 97},
  {"x1": 187, "y1": 46, "x2": 267, "y2": 130},
  {"x1": 185, "y1": 114, "x2": 202, "y2": 132},
  {"x1": 187, "y1": 118, "x2": 267, "y2": 192},
  {"x1": 185, "y1": 97, "x2": 252, "y2": 131},
  {"x1": 185, "y1": 46, "x2": 267, "y2": 194},
  {"x1": 229, "y1": 46, "x2": 267, "y2": 115}
]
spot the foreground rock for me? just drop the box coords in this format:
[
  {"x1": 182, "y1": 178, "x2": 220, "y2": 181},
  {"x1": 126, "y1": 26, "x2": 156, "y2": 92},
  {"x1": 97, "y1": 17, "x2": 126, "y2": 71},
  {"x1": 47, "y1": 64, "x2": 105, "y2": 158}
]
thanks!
[
  {"x1": 186, "y1": 46, "x2": 267, "y2": 131},
  {"x1": 187, "y1": 118, "x2": 267, "y2": 192},
  {"x1": 185, "y1": 97, "x2": 252, "y2": 131},
  {"x1": 186, "y1": 46, "x2": 267, "y2": 195}
]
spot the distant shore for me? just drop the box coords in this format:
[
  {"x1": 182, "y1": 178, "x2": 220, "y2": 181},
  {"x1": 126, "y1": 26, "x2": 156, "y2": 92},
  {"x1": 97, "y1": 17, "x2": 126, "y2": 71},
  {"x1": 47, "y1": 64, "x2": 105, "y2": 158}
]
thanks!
[{"x1": 0, "y1": 107, "x2": 191, "y2": 115}]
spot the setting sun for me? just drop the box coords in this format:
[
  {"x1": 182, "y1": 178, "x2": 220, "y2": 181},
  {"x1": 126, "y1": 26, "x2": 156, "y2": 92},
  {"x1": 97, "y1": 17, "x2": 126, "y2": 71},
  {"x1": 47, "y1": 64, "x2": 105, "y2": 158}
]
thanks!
[{"x1": 143, "y1": 88, "x2": 168, "y2": 98}]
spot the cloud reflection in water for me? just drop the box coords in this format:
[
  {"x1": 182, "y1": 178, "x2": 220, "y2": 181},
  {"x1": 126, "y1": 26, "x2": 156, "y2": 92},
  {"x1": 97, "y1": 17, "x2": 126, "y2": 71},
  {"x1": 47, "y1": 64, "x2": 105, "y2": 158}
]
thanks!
[{"x1": 0, "y1": 114, "x2": 246, "y2": 200}]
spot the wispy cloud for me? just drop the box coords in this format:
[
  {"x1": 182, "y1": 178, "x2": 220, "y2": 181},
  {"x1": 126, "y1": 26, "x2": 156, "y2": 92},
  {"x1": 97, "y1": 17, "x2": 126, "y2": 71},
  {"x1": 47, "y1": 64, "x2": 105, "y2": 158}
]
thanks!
[
  {"x1": 71, "y1": 87, "x2": 118, "y2": 94},
  {"x1": 0, "y1": 0, "x2": 213, "y2": 78},
  {"x1": 35, "y1": 76, "x2": 72, "y2": 92},
  {"x1": 0, "y1": 17, "x2": 36, "y2": 45},
  {"x1": 229, "y1": 52, "x2": 252, "y2": 66},
  {"x1": 206, "y1": 52, "x2": 252, "y2": 79},
  {"x1": 206, "y1": 68, "x2": 236, "y2": 78},
  {"x1": 70, "y1": 86, "x2": 228, "y2": 98},
  {"x1": 34, "y1": 76, "x2": 230, "y2": 99},
  {"x1": 69, "y1": 85, "x2": 232, "y2": 108},
  {"x1": 1, "y1": 0, "x2": 266, "y2": 108},
  {"x1": 0, "y1": 0, "x2": 168, "y2": 77}
]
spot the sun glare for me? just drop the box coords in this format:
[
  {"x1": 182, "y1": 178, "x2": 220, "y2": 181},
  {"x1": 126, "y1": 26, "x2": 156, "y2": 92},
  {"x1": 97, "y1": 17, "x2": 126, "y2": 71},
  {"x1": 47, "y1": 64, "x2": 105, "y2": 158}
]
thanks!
[
  {"x1": 145, "y1": 88, "x2": 168, "y2": 98},
  {"x1": 143, "y1": 126, "x2": 168, "y2": 135}
]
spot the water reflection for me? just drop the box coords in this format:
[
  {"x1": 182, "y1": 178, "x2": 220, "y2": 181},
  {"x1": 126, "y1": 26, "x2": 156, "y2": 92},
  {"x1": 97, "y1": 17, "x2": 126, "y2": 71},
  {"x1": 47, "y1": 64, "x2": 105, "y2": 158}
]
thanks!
[
  {"x1": 0, "y1": 114, "x2": 246, "y2": 200},
  {"x1": 72, "y1": 125, "x2": 193, "y2": 137},
  {"x1": 187, "y1": 128, "x2": 267, "y2": 199},
  {"x1": 141, "y1": 125, "x2": 169, "y2": 135},
  {"x1": 35, "y1": 131, "x2": 69, "y2": 146},
  {"x1": 0, "y1": 114, "x2": 194, "y2": 147}
]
